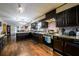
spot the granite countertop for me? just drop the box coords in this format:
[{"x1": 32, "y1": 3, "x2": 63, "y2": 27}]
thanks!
[
  {"x1": 53, "y1": 34, "x2": 79, "y2": 40},
  {"x1": 16, "y1": 32, "x2": 29, "y2": 33}
]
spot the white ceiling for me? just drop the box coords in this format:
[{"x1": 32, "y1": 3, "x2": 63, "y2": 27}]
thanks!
[{"x1": 0, "y1": 3, "x2": 63, "y2": 26}]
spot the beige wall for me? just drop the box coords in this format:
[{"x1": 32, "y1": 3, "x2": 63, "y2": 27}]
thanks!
[
  {"x1": 0, "y1": 19, "x2": 7, "y2": 34},
  {"x1": 2, "y1": 23, "x2": 7, "y2": 33}
]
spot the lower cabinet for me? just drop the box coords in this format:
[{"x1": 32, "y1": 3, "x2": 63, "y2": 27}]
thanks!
[
  {"x1": 53, "y1": 36, "x2": 64, "y2": 54},
  {"x1": 53, "y1": 36, "x2": 79, "y2": 56},
  {"x1": 0, "y1": 37, "x2": 5, "y2": 52},
  {"x1": 64, "y1": 42, "x2": 79, "y2": 56},
  {"x1": 32, "y1": 33, "x2": 44, "y2": 43}
]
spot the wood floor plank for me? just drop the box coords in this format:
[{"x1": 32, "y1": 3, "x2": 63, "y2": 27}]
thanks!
[{"x1": 0, "y1": 40, "x2": 60, "y2": 56}]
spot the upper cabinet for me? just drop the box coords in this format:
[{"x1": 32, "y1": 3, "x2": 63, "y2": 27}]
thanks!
[
  {"x1": 45, "y1": 5, "x2": 79, "y2": 27},
  {"x1": 46, "y1": 9, "x2": 56, "y2": 19},
  {"x1": 56, "y1": 5, "x2": 79, "y2": 27},
  {"x1": 76, "y1": 5, "x2": 79, "y2": 25},
  {"x1": 66, "y1": 6, "x2": 77, "y2": 26},
  {"x1": 56, "y1": 11, "x2": 66, "y2": 27}
]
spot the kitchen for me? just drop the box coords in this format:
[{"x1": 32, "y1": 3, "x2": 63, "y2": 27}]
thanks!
[{"x1": 0, "y1": 3, "x2": 79, "y2": 56}]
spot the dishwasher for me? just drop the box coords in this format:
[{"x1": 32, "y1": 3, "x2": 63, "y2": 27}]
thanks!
[{"x1": 44, "y1": 35, "x2": 53, "y2": 48}]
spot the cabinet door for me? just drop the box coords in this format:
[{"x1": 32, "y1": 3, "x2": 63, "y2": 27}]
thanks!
[
  {"x1": 56, "y1": 12, "x2": 63, "y2": 27},
  {"x1": 64, "y1": 10, "x2": 69, "y2": 26},
  {"x1": 53, "y1": 36, "x2": 64, "y2": 52},
  {"x1": 46, "y1": 9, "x2": 56, "y2": 19},
  {"x1": 76, "y1": 5, "x2": 79, "y2": 25},
  {"x1": 56, "y1": 14, "x2": 60, "y2": 27},
  {"x1": 64, "y1": 42, "x2": 72, "y2": 55},
  {"x1": 64, "y1": 42, "x2": 79, "y2": 56},
  {"x1": 56, "y1": 13, "x2": 62, "y2": 27},
  {"x1": 62, "y1": 11, "x2": 67, "y2": 27},
  {"x1": 56, "y1": 6, "x2": 77, "y2": 27},
  {"x1": 56, "y1": 11, "x2": 67, "y2": 27},
  {"x1": 66, "y1": 7, "x2": 77, "y2": 26}
]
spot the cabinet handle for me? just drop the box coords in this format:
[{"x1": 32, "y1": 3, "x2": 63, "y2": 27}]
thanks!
[
  {"x1": 63, "y1": 20, "x2": 64, "y2": 25},
  {"x1": 61, "y1": 42, "x2": 63, "y2": 46},
  {"x1": 65, "y1": 18, "x2": 67, "y2": 25},
  {"x1": 64, "y1": 43, "x2": 67, "y2": 46}
]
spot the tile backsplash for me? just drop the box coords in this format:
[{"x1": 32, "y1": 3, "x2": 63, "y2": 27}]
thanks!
[{"x1": 58, "y1": 27, "x2": 79, "y2": 35}]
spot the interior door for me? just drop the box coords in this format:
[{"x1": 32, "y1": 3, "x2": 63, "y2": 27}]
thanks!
[{"x1": 7, "y1": 25, "x2": 11, "y2": 36}]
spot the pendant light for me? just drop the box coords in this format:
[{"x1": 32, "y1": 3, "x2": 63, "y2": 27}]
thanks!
[{"x1": 18, "y1": 3, "x2": 23, "y2": 13}]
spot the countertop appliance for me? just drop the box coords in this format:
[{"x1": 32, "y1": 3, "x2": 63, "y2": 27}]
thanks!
[
  {"x1": 76, "y1": 31, "x2": 79, "y2": 36},
  {"x1": 69, "y1": 31, "x2": 76, "y2": 36}
]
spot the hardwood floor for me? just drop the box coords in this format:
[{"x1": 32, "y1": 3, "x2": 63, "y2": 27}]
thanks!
[{"x1": 0, "y1": 40, "x2": 61, "y2": 56}]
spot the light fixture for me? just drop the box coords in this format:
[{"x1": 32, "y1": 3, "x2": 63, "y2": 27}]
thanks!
[
  {"x1": 18, "y1": 3, "x2": 23, "y2": 13},
  {"x1": 18, "y1": 21, "x2": 26, "y2": 25}
]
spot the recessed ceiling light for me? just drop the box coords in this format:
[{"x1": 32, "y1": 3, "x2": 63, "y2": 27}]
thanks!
[
  {"x1": 13, "y1": 16, "x2": 32, "y2": 23},
  {"x1": 18, "y1": 21, "x2": 26, "y2": 25},
  {"x1": 18, "y1": 4, "x2": 23, "y2": 13}
]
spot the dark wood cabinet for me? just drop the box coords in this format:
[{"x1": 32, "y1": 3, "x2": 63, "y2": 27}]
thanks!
[
  {"x1": 16, "y1": 33, "x2": 30, "y2": 41},
  {"x1": 53, "y1": 36, "x2": 79, "y2": 56},
  {"x1": 53, "y1": 36, "x2": 64, "y2": 53},
  {"x1": 0, "y1": 36, "x2": 6, "y2": 52},
  {"x1": 32, "y1": 33, "x2": 44, "y2": 43},
  {"x1": 45, "y1": 5, "x2": 79, "y2": 27},
  {"x1": 64, "y1": 42, "x2": 79, "y2": 56},
  {"x1": 46, "y1": 9, "x2": 56, "y2": 19},
  {"x1": 67, "y1": 7, "x2": 77, "y2": 26},
  {"x1": 76, "y1": 5, "x2": 79, "y2": 25},
  {"x1": 56, "y1": 11, "x2": 67, "y2": 27},
  {"x1": 56, "y1": 12, "x2": 66, "y2": 27},
  {"x1": 56, "y1": 5, "x2": 78, "y2": 27}
]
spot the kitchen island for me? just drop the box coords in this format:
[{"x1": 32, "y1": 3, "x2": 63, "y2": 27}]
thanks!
[
  {"x1": 16, "y1": 32, "x2": 44, "y2": 43},
  {"x1": 16, "y1": 32, "x2": 30, "y2": 41},
  {"x1": 16, "y1": 32, "x2": 54, "y2": 48}
]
